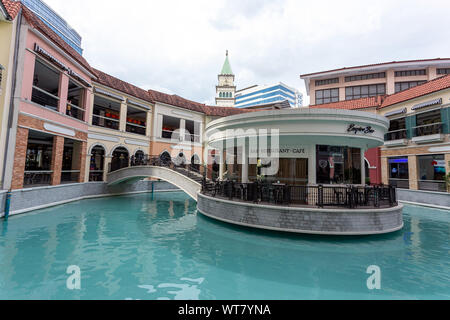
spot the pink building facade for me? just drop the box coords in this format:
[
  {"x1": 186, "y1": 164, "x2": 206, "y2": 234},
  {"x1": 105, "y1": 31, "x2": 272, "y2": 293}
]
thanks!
[{"x1": 5, "y1": 6, "x2": 95, "y2": 190}]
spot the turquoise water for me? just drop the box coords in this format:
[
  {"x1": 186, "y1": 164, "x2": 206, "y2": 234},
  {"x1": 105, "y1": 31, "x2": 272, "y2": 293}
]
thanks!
[{"x1": 0, "y1": 191, "x2": 448, "y2": 300}]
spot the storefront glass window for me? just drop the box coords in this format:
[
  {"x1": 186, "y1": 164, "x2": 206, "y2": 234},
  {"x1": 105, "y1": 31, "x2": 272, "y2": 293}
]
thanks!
[
  {"x1": 316, "y1": 145, "x2": 361, "y2": 184},
  {"x1": 418, "y1": 154, "x2": 446, "y2": 192},
  {"x1": 388, "y1": 157, "x2": 409, "y2": 189}
]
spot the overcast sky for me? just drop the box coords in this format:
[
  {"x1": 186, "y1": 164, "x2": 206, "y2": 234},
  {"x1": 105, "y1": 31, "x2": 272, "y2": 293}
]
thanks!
[{"x1": 44, "y1": 0, "x2": 450, "y2": 106}]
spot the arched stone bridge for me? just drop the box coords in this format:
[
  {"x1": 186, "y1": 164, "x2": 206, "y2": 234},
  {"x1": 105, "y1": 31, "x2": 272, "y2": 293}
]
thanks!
[{"x1": 106, "y1": 166, "x2": 203, "y2": 201}]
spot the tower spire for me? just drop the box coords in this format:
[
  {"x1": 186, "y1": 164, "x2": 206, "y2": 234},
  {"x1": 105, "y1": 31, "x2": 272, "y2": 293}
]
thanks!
[{"x1": 220, "y1": 50, "x2": 233, "y2": 75}]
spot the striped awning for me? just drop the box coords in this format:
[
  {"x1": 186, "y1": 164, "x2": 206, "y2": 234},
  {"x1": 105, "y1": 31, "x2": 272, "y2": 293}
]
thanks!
[
  {"x1": 411, "y1": 98, "x2": 442, "y2": 111},
  {"x1": 94, "y1": 88, "x2": 125, "y2": 101},
  {"x1": 127, "y1": 98, "x2": 151, "y2": 110},
  {"x1": 385, "y1": 108, "x2": 407, "y2": 117}
]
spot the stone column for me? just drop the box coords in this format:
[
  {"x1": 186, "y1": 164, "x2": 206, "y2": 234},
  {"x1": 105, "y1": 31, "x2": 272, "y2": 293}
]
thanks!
[
  {"x1": 120, "y1": 102, "x2": 127, "y2": 132},
  {"x1": 11, "y1": 127, "x2": 29, "y2": 190},
  {"x1": 219, "y1": 149, "x2": 225, "y2": 181},
  {"x1": 445, "y1": 153, "x2": 450, "y2": 192},
  {"x1": 361, "y1": 149, "x2": 366, "y2": 185},
  {"x1": 77, "y1": 141, "x2": 87, "y2": 183},
  {"x1": 103, "y1": 156, "x2": 112, "y2": 182},
  {"x1": 381, "y1": 156, "x2": 389, "y2": 185},
  {"x1": 51, "y1": 136, "x2": 65, "y2": 186},
  {"x1": 386, "y1": 69, "x2": 395, "y2": 95},
  {"x1": 58, "y1": 73, "x2": 69, "y2": 115},
  {"x1": 241, "y1": 144, "x2": 249, "y2": 183},
  {"x1": 408, "y1": 155, "x2": 418, "y2": 190},
  {"x1": 146, "y1": 111, "x2": 152, "y2": 138}
]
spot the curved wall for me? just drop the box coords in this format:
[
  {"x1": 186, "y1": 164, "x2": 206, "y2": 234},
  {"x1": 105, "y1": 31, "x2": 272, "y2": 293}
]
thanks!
[{"x1": 197, "y1": 193, "x2": 404, "y2": 235}]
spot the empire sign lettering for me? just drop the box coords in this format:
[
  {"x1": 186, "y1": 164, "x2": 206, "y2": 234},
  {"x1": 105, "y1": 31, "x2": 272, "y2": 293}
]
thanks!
[{"x1": 347, "y1": 124, "x2": 375, "y2": 135}]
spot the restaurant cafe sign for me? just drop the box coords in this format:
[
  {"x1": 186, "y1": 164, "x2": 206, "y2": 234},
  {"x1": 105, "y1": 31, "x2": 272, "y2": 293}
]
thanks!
[{"x1": 249, "y1": 146, "x2": 309, "y2": 158}]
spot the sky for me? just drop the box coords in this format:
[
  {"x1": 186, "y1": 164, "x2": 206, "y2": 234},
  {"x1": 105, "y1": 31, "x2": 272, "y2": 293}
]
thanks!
[{"x1": 43, "y1": 0, "x2": 450, "y2": 106}]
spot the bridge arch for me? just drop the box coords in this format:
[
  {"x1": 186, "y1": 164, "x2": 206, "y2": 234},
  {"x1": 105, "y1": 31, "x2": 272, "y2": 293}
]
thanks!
[{"x1": 107, "y1": 166, "x2": 202, "y2": 201}]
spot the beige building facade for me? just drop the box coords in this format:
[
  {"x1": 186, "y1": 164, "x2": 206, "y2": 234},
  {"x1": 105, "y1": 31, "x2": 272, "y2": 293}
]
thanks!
[{"x1": 301, "y1": 59, "x2": 450, "y2": 106}]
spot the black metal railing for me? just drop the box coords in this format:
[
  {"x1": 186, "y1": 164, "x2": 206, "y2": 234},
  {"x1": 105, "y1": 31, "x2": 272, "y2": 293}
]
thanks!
[
  {"x1": 108, "y1": 154, "x2": 214, "y2": 185},
  {"x1": 201, "y1": 181, "x2": 398, "y2": 209},
  {"x1": 414, "y1": 122, "x2": 443, "y2": 137},
  {"x1": 385, "y1": 129, "x2": 407, "y2": 141}
]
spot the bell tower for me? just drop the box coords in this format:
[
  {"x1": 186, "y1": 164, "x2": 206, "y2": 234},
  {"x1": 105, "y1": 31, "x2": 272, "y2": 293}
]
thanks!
[{"x1": 216, "y1": 50, "x2": 236, "y2": 107}]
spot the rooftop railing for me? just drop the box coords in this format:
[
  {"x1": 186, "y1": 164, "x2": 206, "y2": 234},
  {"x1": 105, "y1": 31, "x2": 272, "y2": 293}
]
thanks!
[{"x1": 201, "y1": 181, "x2": 398, "y2": 209}]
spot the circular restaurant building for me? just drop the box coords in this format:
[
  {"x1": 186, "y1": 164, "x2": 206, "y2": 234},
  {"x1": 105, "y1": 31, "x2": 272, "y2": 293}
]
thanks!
[{"x1": 198, "y1": 108, "x2": 404, "y2": 235}]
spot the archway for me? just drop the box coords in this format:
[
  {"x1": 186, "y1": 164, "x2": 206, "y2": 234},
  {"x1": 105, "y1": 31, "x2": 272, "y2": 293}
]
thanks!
[
  {"x1": 173, "y1": 152, "x2": 186, "y2": 167},
  {"x1": 365, "y1": 159, "x2": 370, "y2": 185},
  {"x1": 133, "y1": 150, "x2": 145, "y2": 166},
  {"x1": 190, "y1": 154, "x2": 201, "y2": 172},
  {"x1": 111, "y1": 147, "x2": 129, "y2": 172},
  {"x1": 160, "y1": 151, "x2": 172, "y2": 166},
  {"x1": 89, "y1": 145, "x2": 105, "y2": 181}
]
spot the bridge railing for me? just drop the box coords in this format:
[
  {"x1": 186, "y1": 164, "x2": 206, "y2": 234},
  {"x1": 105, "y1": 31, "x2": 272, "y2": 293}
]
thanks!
[
  {"x1": 201, "y1": 181, "x2": 398, "y2": 209},
  {"x1": 108, "y1": 154, "x2": 214, "y2": 185}
]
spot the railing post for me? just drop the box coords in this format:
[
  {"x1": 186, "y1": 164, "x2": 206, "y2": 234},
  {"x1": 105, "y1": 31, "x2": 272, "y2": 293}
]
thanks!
[
  {"x1": 3, "y1": 190, "x2": 12, "y2": 220},
  {"x1": 318, "y1": 185, "x2": 323, "y2": 208}
]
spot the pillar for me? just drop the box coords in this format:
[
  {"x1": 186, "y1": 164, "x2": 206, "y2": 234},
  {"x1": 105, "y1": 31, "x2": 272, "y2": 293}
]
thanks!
[
  {"x1": 241, "y1": 144, "x2": 249, "y2": 183},
  {"x1": 445, "y1": 153, "x2": 450, "y2": 193},
  {"x1": 77, "y1": 141, "x2": 87, "y2": 183},
  {"x1": 219, "y1": 149, "x2": 225, "y2": 181},
  {"x1": 11, "y1": 127, "x2": 29, "y2": 190},
  {"x1": 120, "y1": 102, "x2": 127, "y2": 132},
  {"x1": 146, "y1": 110, "x2": 152, "y2": 137},
  {"x1": 381, "y1": 156, "x2": 389, "y2": 185},
  {"x1": 51, "y1": 136, "x2": 65, "y2": 186},
  {"x1": 408, "y1": 155, "x2": 418, "y2": 190},
  {"x1": 103, "y1": 156, "x2": 112, "y2": 182},
  {"x1": 361, "y1": 149, "x2": 366, "y2": 185},
  {"x1": 58, "y1": 73, "x2": 69, "y2": 115}
]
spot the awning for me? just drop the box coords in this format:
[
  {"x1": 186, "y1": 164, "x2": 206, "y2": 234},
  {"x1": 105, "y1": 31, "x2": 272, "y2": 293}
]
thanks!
[
  {"x1": 411, "y1": 98, "x2": 442, "y2": 111},
  {"x1": 385, "y1": 108, "x2": 407, "y2": 117},
  {"x1": 127, "y1": 98, "x2": 151, "y2": 110},
  {"x1": 94, "y1": 88, "x2": 125, "y2": 101}
]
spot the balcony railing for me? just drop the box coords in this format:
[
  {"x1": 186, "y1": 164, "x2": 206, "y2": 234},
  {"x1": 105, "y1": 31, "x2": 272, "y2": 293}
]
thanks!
[
  {"x1": 418, "y1": 180, "x2": 447, "y2": 192},
  {"x1": 23, "y1": 171, "x2": 53, "y2": 187},
  {"x1": 414, "y1": 122, "x2": 443, "y2": 137},
  {"x1": 185, "y1": 134, "x2": 201, "y2": 143},
  {"x1": 385, "y1": 129, "x2": 407, "y2": 141},
  {"x1": 66, "y1": 103, "x2": 85, "y2": 121},
  {"x1": 162, "y1": 130, "x2": 180, "y2": 140},
  {"x1": 92, "y1": 114, "x2": 120, "y2": 130},
  {"x1": 202, "y1": 181, "x2": 398, "y2": 209},
  {"x1": 31, "y1": 86, "x2": 59, "y2": 111},
  {"x1": 389, "y1": 178, "x2": 410, "y2": 189},
  {"x1": 126, "y1": 122, "x2": 146, "y2": 136},
  {"x1": 61, "y1": 170, "x2": 80, "y2": 184},
  {"x1": 89, "y1": 170, "x2": 104, "y2": 182}
]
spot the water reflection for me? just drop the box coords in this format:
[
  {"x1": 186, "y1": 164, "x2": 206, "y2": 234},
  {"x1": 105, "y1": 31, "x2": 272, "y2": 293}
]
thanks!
[{"x1": 0, "y1": 194, "x2": 448, "y2": 300}]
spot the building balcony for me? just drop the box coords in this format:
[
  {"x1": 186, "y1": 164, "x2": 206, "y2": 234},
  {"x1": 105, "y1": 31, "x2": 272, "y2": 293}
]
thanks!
[
  {"x1": 385, "y1": 129, "x2": 408, "y2": 147},
  {"x1": 412, "y1": 123, "x2": 444, "y2": 144}
]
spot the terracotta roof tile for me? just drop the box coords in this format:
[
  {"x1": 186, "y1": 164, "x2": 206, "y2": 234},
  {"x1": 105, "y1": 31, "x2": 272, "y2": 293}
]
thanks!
[
  {"x1": 310, "y1": 96, "x2": 382, "y2": 110},
  {"x1": 21, "y1": 5, "x2": 95, "y2": 77},
  {"x1": 380, "y1": 74, "x2": 450, "y2": 109},
  {"x1": 301, "y1": 58, "x2": 450, "y2": 78},
  {"x1": 1, "y1": 0, "x2": 21, "y2": 20},
  {"x1": 94, "y1": 69, "x2": 251, "y2": 117},
  {"x1": 94, "y1": 68, "x2": 153, "y2": 104}
]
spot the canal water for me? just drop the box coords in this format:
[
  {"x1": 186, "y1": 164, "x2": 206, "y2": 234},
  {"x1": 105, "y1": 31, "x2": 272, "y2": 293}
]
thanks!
[{"x1": 0, "y1": 192, "x2": 448, "y2": 299}]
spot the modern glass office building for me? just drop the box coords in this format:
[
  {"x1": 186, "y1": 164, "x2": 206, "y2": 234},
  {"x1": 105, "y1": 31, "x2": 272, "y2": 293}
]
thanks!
[
  {"x1": 17, "y1": 0, "x2": 83, "y2": 54},
  {"x1": 235, "y1": 83, "x2": 303, "y2": 109}
]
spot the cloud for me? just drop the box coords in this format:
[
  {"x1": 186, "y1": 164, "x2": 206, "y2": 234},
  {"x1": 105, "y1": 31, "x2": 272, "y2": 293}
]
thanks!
[{"x1": 43, "y1": 0, "x2": 450, "y2": 106}]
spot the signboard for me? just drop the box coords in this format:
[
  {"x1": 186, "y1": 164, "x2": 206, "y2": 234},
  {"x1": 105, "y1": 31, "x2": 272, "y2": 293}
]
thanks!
[
  {"x1": 249, "y1": 146, "x2": 309, "y2": 158},
  {"x1": 347, "y1": 124, "x2": 375, "y2": 135}
]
